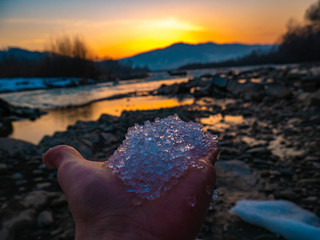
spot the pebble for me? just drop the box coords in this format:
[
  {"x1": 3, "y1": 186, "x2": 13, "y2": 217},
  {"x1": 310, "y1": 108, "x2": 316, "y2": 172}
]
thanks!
[
  {"x1": 36, "y1": 182, "x2": 51, "y2": 189},
  {"x1": 1, "y1": 65, "x2": 319, "y2": 240},
  {"x1": 11, "y1": 172, "x2": 23, "y2": 179},
  {"x1": 38, "y1": 211, "x2": 53, "y2": 227},
  {"x1": 275, "y1": 190, "x2": 297, "y2": 200},
  {"x1": 0, "y1": 163, "x2": 7, "y2": 171}
]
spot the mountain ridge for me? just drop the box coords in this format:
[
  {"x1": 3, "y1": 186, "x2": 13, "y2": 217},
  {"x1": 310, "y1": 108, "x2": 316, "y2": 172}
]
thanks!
[{"x1": 120, "y1": 41, "x2": 274, "y2": 71}]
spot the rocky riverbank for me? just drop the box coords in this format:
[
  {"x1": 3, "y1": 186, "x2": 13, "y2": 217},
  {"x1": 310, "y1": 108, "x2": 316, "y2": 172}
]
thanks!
[
  {"x1": 0, "y1": 64, "x2": 319, "y2": 240},
  {"x1": 0, "y1": 98, "x2": 45, "y2": 137}
]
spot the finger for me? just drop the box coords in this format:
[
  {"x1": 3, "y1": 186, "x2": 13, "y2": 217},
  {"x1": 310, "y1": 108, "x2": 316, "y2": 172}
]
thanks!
[{"x1": 42, "y1": 145, "x2": 84, "y2": 169}]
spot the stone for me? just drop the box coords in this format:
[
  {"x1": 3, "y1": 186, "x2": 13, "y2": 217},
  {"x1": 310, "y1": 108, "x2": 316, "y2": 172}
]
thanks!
[
  {"x1": 241, "y1": 136, "x2": 267, "y2": 147},
  {"x1": 227, "y1": 81, "x2": 266, "y2": 101},
  {"x1": 100, "y1": 132, "x2": 118, "y2": 144},
  {"x1": 3, "y1": 209, "x2": 35, "y2": 230},
  {"x1": 300, "y1": 76, "x2": 320, "y2": 92},
  {"x1": 275, "y1": 190, "x2": 297, "y2": 200},
  {"x1": 11, "y1": 172, "x2": 23, "y2": 179},
  {"x1": 20, "y1": 191, "x2": 50, "y2": 209},
  {"x1": 0, "y1": 163, "x2": 8, "y2": 171},
  {"x1": 254, "y1": 233, "x2": 282, "y2": 240},
  {"x1": 309, "y1": 89, "x2": 320, "y2": 106},
  {"x1": 36, "y1": 182, "x2": 51, "y2": 189},
  {"x1": 211, "y1": 77, "x2": 228, "y2": 89},
  {"x1": 38, "y1": 211, "x2": 53, "y2": 227},
  {"x1": 247, "y1": 147, "x2": 269, "y2": 155},
  {"x1": 215, "y1": 160, "x2": 256, "y2": 191},
  {"x1": 264, "y1": 83, "x2": 291, "y2": 99},
  {"x1": 0, "y1": 121, "x2": 13, "y2": 137},
  {"x1": 0, "y1": 228, "x2": 11, "y2": 240},
  {"x1": 0, "y1": 137, "x2": 36, "y2": 157},
  {"x1": 297, "y1": 179, "x2": 318, "y2": 186},
  {"x1": 51, "y1": 194, "x2": 67, "y2": 207}
]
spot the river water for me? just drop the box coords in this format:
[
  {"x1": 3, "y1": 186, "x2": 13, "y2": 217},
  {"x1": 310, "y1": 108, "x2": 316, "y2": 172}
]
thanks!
[
  {"x1": 1, "y1": 74, "x2": 193, "y2": 144},
  {"x1": 1, "y1": 64, "x2": 288, "y2": 144}
]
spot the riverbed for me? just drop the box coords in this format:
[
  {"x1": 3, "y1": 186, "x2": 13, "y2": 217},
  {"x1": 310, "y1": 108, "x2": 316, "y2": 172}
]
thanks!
[{"x1": 0, "y1": 75, "x2": 192, "y2": 144}]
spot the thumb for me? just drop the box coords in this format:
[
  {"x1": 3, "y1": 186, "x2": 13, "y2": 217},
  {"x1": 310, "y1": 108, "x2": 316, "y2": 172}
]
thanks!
[
  {"x1": 42, "y1": 145, "x2": 85, "y2": 169},
  {"x1": 42, "y1": 145, "x2": 91, "y2": 202}
]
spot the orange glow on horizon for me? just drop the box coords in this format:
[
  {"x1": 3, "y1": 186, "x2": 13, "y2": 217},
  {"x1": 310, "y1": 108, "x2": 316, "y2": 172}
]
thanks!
[{"x1": 0, "y1": 0, "x2": 315, "y2": 59}]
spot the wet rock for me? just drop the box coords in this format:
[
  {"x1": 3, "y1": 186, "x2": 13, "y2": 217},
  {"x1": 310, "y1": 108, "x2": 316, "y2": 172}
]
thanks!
[
  {"x1": 51, "y1": 194, "x2": 67, "y2": 207},
  {"x1": 215, "y1": 160, "x2": 256, "y2": 191},
  {"x1": 0, "y1": 98, "x2": 12, "y2": 123},
  {"x1": 254, "y1": 233, "x2": 280, "y2": 240},
  {"x1": 247, "y1": 147, "x2": 269, "y2": 155},
  {"x1": 303, "y1": 156, "x2": 319, "y2": 162},
  {"x1": 11, "y1": 172, "x2": 23, "y2": 179},
  {"x1": 241, "y1": 136, "x2": 267, "y2": 147},
  {"x1": 0, "y1": 228, "x2": 11, "y2": 240},
  {"x1": 98, "y1": 114, "x2": 118, "y2": 124},
  {"x1": 20, "y1": 191, "x2": 51, "y2": 209},
  {"x1": 297, "y1": 179, "x2": 319, "y2": 186},
  {"x1": 0, "y1": 163, "x2": 8, "y2": 172},
  {"x1": 36, "y1": 182, "x2": 51, "y2": 189},
  {"x1": 211, "y1": 77, "x2": 228, "y2": 90},
  {"x1": 227, "y1": 81, "x2": 266, "y2": 101},
  {"x1": 157, "y1": 83, "x2": 183, "y2": 96},
  {"x1": 264, "y1": 83, "x2": 291, "y2": 99},
  {"x1": 38, "y1": 211, "x2": 53, "y2": 227},
  {"x1": 193, "y1": 85, "x2": 212, "y2": 98},
  {"x1": 309, "y1": 89, "x2": 320, "y2": 106},
  {"x1": 0, "y1": 137, "x2": 36, "y2": 158},
  {"x1": 0, "y1": 121, "x2": 13, "y2": 137},
  {"x1": 275, "y1": 190, "x2": 297, "y2": 200},
  {"x1": 299, "y1": 75, "x2": 320, "y2": 92},
  {"x1": 2, "y1": 209, "x2": 36, "y2": 232},
  {"x1": 100, "y1": 132, "x2": 119, "y2": 144}
]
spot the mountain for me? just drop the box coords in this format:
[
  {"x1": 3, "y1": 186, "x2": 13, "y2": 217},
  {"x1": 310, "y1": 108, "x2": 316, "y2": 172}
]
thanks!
[
  {"x1": 0, "y1": 47, "x2": 47, "y2": 61},
  {"x1": 120, "y1": 42, "x2": 274, "y2": 71}
]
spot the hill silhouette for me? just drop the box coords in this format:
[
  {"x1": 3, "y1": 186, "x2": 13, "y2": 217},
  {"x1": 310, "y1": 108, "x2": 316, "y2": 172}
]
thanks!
[{"x1": 120, "y1": 42, "x2": 273, "y2": 71}]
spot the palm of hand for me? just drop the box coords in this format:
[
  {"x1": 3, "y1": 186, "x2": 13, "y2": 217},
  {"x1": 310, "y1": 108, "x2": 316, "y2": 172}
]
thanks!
[{"x1": 43, "y1": 145, "x2": 218, "y2": 240}]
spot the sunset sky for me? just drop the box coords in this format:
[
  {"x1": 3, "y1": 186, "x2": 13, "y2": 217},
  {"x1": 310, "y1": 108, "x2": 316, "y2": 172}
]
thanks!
[{"x1": 0, "y1": 0, "x2": 315, "y2": 59}]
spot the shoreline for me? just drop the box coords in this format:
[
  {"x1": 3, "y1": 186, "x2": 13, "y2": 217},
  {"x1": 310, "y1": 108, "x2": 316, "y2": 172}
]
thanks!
[{"x1": 0, "y1": 64, "x2": 319, "y2": 239}]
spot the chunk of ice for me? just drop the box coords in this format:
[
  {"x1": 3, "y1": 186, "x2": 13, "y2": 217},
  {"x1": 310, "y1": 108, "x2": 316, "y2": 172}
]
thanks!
[
  {"x1": 230, "y1": 200, "x2": 320, "y2": 240},
  {"x1": 106, "y1": 114, "x2": 217, "y2": 201}
]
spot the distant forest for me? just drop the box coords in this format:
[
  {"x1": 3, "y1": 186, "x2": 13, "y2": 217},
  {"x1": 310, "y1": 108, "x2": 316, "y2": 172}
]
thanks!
[
  {"x1": 180, "y1": 0, "x2": 320, "y2": 70},
  {"x1": 0, "y1": 36, "x2": 148, "y2": 80}
]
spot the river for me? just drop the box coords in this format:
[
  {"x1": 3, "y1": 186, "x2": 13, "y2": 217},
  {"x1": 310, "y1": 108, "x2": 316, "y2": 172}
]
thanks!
[
  {"x1": 1, "y1": 64, "x2": 290, "y2": 144},
  {"x1": 0, "y1": 74, "x2": 193, "y2": 144}
]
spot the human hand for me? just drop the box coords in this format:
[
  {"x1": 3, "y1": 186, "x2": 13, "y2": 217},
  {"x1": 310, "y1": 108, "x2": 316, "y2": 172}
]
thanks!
[{"x1": 42, "y1": 144, "x2": 218, "y2": 240}]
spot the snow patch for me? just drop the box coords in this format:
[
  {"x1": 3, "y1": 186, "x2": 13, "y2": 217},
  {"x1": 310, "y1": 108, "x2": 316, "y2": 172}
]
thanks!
[{"x1": 230, "y1": 200, "x2": 320, "y2": 240}]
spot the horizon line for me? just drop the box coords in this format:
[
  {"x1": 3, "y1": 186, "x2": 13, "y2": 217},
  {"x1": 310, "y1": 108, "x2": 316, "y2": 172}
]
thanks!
[{"x1": 1, "y1": 40, "x2": 277, "y2": 61}]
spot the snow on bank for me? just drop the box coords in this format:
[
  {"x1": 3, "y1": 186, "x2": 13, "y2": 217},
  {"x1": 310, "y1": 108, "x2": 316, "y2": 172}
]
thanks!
[
  {"x1": 0, "y1": 78, "x2": 92, "y2": 92},
  {"x1": 230, "y1": 200, "x2": 320, "y2": 240}
]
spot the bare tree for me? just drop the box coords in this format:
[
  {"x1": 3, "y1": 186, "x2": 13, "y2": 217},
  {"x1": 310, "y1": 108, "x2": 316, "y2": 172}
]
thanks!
[
  {"x1": 305, "y1": 0, "x2": 320, "y2": 24},
  {"x1": 49, "y1": 35, "x2": 90, "y2": 60}
]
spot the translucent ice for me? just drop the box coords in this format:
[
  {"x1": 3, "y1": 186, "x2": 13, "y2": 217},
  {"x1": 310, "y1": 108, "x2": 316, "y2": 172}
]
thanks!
[
  {"x1": 230, "y1": 200, "x2": 320, "y2": 240},
  {"x1": 106, "y1": 114, "x2": 217, "y2": 201}
]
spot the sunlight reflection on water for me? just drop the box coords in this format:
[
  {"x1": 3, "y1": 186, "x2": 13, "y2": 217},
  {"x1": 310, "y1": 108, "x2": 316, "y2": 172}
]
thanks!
[
  {"x1": 200, "y1": 114, "x2": 244, "y2": 132},
  {"x1": 1, "y1": 77, "x2": 189, "y2": 109},
  {"x1": 10, "y1": 96, "x2": 193, "y2": 144}
]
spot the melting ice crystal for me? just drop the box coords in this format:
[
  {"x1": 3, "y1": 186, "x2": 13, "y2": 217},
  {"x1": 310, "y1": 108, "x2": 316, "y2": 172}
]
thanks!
[{"x1": 106, "y1": 114, "x2": 217, "y2": 200}]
